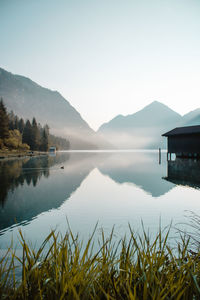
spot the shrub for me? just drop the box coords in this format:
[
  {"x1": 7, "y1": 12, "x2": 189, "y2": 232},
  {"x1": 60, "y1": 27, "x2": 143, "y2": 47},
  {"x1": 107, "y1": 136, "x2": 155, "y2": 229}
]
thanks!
[
  {"x1": 19, "y1": 143, "x2": 30, "y2": 151},
  {"x1": 3, "y1": 130, "x2": 30, "y2": 150},
  {"x1": 4, "y1": 137, "x2": 19, "y2": 148}
]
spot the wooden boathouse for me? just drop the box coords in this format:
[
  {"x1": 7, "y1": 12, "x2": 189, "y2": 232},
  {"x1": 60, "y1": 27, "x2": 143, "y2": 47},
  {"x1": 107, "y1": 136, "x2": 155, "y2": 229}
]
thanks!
[
  {"x1": 162, "y1": 125, "x2": 200, "y2": 159},
  {"x1": 49, "y1": 146, "x2": 56, "y2": 153}
]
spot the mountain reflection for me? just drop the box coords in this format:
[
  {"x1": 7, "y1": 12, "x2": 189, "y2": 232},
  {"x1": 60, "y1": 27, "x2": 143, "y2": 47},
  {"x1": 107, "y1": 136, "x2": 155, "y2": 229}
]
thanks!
[
  {"x1": 0, "y1": 151, "x2": 180, "y2": 232},
  {"x1": 97, "y1": 152, "x2": 174, "y2": 197},
  {"x1": 164, "y1": 158, "x2": 200, "y2": 189},
  {"x1": 0, "y1": 153, "x2": 96, "y2": 231}
]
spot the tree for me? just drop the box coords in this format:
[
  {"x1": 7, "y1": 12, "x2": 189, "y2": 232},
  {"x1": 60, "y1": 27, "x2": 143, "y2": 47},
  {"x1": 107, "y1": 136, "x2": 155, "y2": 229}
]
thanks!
[
  {"x1": 30, "y1": 117, "x2": 40, "y2": 150},
  {"x1": 8, "y1": 111, "x2": 15, "y2": 130},
  {"x1": 22, "y1": 120, "x2": 32, "y2": 146},
  {"x1": 40, "y1": 125, "x2": 49, "y2": 151},
  {"x1": 0, "y1": 98, "x2": 9, "y2": 140},
  {"x1": 14, "y1": 115, "x2": 19, "y2": 130},
  {"x1": 18, "y1": 118, "x2": 25, "y2": 134}
]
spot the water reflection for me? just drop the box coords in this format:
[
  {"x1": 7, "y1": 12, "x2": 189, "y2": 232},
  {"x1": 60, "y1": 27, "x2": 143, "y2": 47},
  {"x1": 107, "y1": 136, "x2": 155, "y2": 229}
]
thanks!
[
  {"x1": 0, "y1": 154, "x2": 69, "y2": 207},
  {"x1": 0, "y1": 153, "x2": 96, "y2": 231},
  {"x1": 164, "y1": 158, "x2": 200, "y2": 190},
  {"x1": 1, "y1": 151, "x2": 200, "y2": 235},
  {"x1": 97, "y1": 152, "x2": 174, "y2": 197}
]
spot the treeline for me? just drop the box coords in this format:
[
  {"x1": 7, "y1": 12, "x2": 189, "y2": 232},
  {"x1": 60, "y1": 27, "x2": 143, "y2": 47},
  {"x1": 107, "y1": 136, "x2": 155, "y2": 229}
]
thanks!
[
  {"x1": 0, "y1": 98, "x2": 70, "y2": 151},
  {"x1": 49, "y1": 133, "x2": 70, "y2": 150}
]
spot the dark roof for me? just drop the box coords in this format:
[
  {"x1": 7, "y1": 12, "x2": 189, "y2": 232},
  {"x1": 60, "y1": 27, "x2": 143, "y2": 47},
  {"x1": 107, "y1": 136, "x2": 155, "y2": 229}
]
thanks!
[{"x1": 162, "y1": 125, "x2": 200, "y2": 136}]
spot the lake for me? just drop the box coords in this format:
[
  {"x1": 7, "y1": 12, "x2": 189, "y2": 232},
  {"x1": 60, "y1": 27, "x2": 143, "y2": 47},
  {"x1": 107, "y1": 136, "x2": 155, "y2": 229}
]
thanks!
[{"x1": 1, "y1": 150, "x2": 200, "y2": 250}]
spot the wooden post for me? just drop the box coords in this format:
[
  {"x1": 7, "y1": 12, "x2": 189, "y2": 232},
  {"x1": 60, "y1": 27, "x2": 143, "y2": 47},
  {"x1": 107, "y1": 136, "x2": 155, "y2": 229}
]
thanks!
[
  {"x1": 159, "y1": 148, "x2": 161, "y2": 164},
  {"x1": 167, "y1": 152, "x2": 171, "y2": 161}
]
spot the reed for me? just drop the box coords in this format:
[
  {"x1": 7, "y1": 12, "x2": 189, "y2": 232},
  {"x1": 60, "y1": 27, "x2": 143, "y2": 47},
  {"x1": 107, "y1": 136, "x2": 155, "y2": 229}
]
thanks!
[{"x1": 1, "y1": 225, "x2": 200, "y2": 299}]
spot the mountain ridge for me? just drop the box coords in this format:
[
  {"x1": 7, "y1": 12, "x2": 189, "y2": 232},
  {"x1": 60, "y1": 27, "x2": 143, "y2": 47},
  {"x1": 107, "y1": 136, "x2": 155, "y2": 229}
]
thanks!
[
  {"x1": 1, "y1": 67, "x2": 200, "y2": 150},
  {"x1": 0, "y1": 67, "x2": 110, "y2": 149},
  {"x1": 98, "y1": 101, "x2": 200, "y2": 149},
  {"x1": 182, "y1": 108, "x2": 200, "y2": 126},
  {"x1": 98, "y1": 101, "x2": 182, "y2": 132}
]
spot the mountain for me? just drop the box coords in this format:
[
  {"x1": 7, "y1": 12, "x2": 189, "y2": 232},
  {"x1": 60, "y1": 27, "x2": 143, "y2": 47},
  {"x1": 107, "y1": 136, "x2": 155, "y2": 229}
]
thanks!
[
  {"x1": 182, "y1": 109, "x2": 200, "y2": 126},
  {"x1": 0, "y1": 68, "x2": 109, "y2": 149},
  {"x1": 2, "y1": 67, "x2": 200, "y2": 150},
  {"x1": 98, "y1": 101, "x2": 182, "y2": 149}
]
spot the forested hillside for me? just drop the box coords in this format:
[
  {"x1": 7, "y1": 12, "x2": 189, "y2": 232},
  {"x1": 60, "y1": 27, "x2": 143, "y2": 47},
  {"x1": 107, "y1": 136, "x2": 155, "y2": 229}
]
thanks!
[
  {"x1": 0, "y1": 68, "x2": 110, "y2": 149},
  {"x1": 0, "y1": 98, "x2": 70, "y2": 151}
]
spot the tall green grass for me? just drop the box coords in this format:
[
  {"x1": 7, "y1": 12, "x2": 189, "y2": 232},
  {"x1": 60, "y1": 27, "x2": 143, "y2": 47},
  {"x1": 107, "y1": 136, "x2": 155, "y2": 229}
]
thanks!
[{"x1": 1, "y1": 225, "x2": 200, "y2": 299}]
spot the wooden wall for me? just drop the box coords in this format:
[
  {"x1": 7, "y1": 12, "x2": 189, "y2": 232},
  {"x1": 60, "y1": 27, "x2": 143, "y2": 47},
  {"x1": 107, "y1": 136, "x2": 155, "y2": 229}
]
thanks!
[{"x1": 168, "y1": 134, "x2": 200, "y2": 155}]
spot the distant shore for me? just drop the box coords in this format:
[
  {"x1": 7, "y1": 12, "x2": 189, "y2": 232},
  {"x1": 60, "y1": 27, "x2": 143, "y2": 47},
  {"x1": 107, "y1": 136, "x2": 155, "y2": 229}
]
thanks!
[{"x1": 0, "y1": 150, "x2": 48, "y2": 159}]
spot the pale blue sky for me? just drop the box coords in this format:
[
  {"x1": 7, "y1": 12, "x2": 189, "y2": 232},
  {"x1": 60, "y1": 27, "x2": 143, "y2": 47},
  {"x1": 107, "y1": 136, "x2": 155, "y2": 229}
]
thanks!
[{"x1": 1, "y1": 0, "x2": 200, "y2": 130}]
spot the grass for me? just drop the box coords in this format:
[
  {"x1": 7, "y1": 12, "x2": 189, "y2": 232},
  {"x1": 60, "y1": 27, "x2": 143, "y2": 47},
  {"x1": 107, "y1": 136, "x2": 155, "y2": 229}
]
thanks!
[{"x1": 1, "y1": 224, "x2": 200, "y2": 299}]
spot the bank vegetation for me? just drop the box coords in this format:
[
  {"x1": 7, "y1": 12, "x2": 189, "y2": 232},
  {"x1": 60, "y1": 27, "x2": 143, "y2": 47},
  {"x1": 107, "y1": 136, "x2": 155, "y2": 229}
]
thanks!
[{"x1": 1, "y1": 223, "x2": 200, "y2": 299}]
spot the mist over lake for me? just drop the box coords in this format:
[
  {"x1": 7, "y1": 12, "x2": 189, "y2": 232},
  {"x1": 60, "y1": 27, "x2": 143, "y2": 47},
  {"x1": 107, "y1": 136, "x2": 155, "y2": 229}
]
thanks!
[{"x1": 1, "y1": 150, "x2": 200, "y2": 249}]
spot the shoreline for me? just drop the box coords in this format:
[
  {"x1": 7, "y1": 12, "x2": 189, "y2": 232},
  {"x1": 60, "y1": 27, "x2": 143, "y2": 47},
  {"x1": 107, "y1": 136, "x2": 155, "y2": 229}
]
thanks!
[{"x1": 0, "y1": 150, "x2": 48, "y2": 159}]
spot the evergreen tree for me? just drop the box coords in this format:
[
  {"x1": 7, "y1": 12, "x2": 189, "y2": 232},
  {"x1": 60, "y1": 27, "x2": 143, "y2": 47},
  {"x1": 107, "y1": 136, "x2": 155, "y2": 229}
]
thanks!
[
  {"x1": 30, "y1": 118, "x2": 40, "y2": 150},
  {"x1": 14, "y1": 115, "x2": 19, "y2": 130},
  {"x1": 8, "y1": 111, "x2": 15, "y2": 130},
  {"x1": 0, "y1": 98, "x2": 9, "y2": 140},
  {"x1": 18, "y1": 118, "x2": 25, "y2": 134},
  {"x1": 37, "y1": 123, "x2": 42, "y2": 134},
  {"x1": 22, "y1": 120, "x2": 32, "y2": 146},
  {"x1": 40, "y1": 125, "x2": 49, "y2": 151}
]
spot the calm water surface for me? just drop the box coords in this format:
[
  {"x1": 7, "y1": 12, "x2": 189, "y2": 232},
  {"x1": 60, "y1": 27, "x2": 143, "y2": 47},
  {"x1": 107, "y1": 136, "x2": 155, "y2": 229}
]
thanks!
[{"x1": 0, "y1": 150, "x2": 200, "y2": 249}]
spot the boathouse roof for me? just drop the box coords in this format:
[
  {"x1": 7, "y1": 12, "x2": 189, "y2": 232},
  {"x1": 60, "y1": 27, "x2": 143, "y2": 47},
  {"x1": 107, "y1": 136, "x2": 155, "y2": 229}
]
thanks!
[{"x1": 162, "y1": 125, "x2": 200, "y2": 137}]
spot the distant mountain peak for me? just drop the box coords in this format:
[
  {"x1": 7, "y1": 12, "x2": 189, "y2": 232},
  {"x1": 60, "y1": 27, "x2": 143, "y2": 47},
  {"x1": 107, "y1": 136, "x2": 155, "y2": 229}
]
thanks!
[
  {"x1": 143, "y1": 100, "x2": 177, "y2": 110},
  {"x1": 98, "y1": 100, "x2": 183, "y2": 149},
  {"x1": 148, "y1": 100, "x2": 162, "y2": 105},
  {"x1": 143, "y1": 100, "x2": 165, "y2": 108}
]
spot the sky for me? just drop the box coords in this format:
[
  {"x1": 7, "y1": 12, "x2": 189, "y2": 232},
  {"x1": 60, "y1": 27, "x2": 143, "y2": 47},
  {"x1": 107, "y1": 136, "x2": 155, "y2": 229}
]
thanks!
[{"x1": 1, "y1": 0, "x2": 200, "y2": 130}]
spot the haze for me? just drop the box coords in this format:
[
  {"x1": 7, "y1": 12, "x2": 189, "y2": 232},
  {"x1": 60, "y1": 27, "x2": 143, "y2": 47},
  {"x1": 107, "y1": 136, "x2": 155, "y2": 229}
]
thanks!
[{"x1": 1, "y1": 0, "x2": 200, "y2": 130}]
